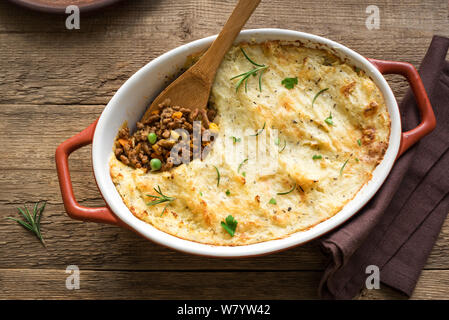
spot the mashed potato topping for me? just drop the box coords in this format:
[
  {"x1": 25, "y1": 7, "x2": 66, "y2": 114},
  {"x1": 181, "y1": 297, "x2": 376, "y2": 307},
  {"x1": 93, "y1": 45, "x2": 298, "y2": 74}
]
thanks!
[{"x1": 110, "y1": 41, "x2": 390, "y2": 245}]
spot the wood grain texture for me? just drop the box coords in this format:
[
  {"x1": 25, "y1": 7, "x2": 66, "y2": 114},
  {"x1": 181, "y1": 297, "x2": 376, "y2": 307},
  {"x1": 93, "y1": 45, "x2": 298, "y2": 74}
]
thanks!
[
  {"x1": 0, "y1": 0, "x2": 448, "y2": 299},
  {"x1": 0, "y1": 0, "x2": 447, "y2": 105},
  {"x1": 0, "y1": 269, "x2": 448, "y2": 300}
]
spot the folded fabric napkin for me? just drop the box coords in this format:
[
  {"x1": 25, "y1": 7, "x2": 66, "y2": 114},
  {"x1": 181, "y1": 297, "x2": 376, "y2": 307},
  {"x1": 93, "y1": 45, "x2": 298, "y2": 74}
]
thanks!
[{"x1": 318, "y1": 35, "x2": 449, "y2": 299}]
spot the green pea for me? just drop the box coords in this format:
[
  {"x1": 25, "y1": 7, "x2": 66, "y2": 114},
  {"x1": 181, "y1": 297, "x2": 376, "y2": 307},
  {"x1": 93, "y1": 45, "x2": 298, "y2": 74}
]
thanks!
[
  {"x1": 150, "y1": 158, "x2": 162, "y2": 171},
  {"x1": 147, "y1": 132, "x2": 157, "y2": 144}
]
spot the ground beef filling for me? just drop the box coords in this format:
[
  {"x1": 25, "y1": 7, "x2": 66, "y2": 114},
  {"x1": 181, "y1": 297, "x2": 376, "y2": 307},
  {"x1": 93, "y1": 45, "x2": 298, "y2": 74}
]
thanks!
[{"x1": 114, "y1": 99, "x2": 217, "y2": 171}]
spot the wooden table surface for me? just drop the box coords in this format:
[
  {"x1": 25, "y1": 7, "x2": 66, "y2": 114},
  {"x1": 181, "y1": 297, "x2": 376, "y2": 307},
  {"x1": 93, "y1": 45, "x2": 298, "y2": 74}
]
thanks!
[{"x1": 0, "y1": 0, "x2": 448, "y2": 300}]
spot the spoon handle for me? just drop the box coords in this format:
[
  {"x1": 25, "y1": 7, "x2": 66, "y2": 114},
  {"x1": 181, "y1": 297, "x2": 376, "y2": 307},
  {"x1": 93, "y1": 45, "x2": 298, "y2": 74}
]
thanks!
[{"x1": 193, "y1": 0, "x2": 261, "y2": 83}]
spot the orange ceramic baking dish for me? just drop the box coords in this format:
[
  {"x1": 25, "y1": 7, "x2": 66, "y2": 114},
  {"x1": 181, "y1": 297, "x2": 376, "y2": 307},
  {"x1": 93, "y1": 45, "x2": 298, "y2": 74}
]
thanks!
[{"x1": 55, "y1": 29, "x2": 436, "y2": 257}]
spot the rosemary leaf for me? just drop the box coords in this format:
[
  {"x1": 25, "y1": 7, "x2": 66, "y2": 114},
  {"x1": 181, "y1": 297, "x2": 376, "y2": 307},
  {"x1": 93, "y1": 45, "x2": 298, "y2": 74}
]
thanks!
[
  {"x1": 214, "y1": 166, "x2": 221, "y2": 187},
  {"x1": 240, "y1": 47, "x2": 264, "y2": 67},
  {"x1": 238, "y1": 158, "x2": 248, "y2": 173},
  {"x1": 147, "y1": 186, "x2": 176, "y2": 216},
  {"x1": 277, "y1": 184, "x2": 297, "y2": 195},
  {"x1": 7, "y1": 201, "x2": 47, "y2": 247},
  {"x1": 312, "y1": 88, "x2": 329, "y2": 108},
  {"x1": 340, "y1": 158, "x2": 350, "y2": 176},
  {"x1": 250, "y1": 122, "x2": 266, "y2": 136},
  {"x1": 279, "y1": 140, "x2": 287, "y2": 153},
  {"x1": 258, "y1": 68, "x2": 265, "y2": 92}
]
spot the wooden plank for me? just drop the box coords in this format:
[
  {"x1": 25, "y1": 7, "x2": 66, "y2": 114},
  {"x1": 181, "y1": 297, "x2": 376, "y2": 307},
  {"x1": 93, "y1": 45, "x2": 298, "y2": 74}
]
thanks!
[
  {"x1": 0, "y1": 268, "x2": 447, "y2": 299},
  {"x1": 0, "y1": 0, "x2": 447, "y2": 35},
  {"x1": 0, "y1": 195, "x2": 448, "y2": 271},
  {"x1": 1, "y1": 0, "x2": 448, "y2": 300},
  {"x1": 0, "y1": 103, "x2": 448, "y2": 270},
  {"x1": 0, "y1": 200, "x2": 327, "y2": 270},
  {"x1": 359, "y1": 270, "x2": 449, "y2": 300},
  {"x1": 0, "y1": 0, "x2": 446, "y2": 105},
  {"x1": 0, "y1": 269, "x2": 322, "y2": 299},
  {"x1": 0, "y1": 105, "x2": 103, "y2": 171}
]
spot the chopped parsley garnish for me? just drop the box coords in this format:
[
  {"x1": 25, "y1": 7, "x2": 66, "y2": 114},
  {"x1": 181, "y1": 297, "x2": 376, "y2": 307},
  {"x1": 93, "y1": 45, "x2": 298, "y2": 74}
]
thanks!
[
  {"x1": 268, "y1": 198, "x2": 277, "y2": 205},
  {"x1": 312, "y1": 88, "x2": 329, "y2": 108},
  {"x1": 281, "y1": 77, "x2": 298, "y2": 89},
  {"x1": 250, "y1": 122, "x2": 266, "y2": 136},
  {"x1": 232, "y1": 136, "x2": 241, "y2": 143},
  {"x1": 213, "y1": 166, "x2": 220, "y2": 187},
  {"x1": 225, "y1": 189, "x2": 231, "y2": 196},
  {"x1": 231, "y1": 48, "x2": 268, "y2": 93},
  {"x1": 277, "y1": 184, "x2": 297, "y2": 195},
  {"x1": 357, "y1": 139, "x2": 362, "y2": 146},
  {"x1": 242, "y1": 172, "x2": 246, "y2": 177},
  {"x1": 221, "y1": 215, "x2": 238, "y2": 237},
  {"x1": 312, "y1": 155, "x2": 322, "y2": 160},
  {"x1": 324, "y1": 113, "x2": 334, "y2": 126}
]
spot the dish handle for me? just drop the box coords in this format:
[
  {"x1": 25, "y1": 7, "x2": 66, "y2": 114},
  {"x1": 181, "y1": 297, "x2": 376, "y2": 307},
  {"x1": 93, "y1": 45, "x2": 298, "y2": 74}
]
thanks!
[
  {"x1": 55, "y1": 120, "x2": 120, "y2": 225},
  {"x1": 368, "y1": 58, "x2": 436, "y2": 156}
]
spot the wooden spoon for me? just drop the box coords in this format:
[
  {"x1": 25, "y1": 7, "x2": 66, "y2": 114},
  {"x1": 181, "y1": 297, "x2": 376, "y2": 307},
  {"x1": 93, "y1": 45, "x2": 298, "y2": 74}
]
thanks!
[{"x1": 141, "y1": 0, "x2": 261, "y2": 123}]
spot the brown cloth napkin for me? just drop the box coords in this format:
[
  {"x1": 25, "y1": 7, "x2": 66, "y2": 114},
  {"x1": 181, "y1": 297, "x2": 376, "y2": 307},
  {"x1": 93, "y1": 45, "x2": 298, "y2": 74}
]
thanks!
[{"x1": 318, "y1": 35, "x2": 449, "y2": 299}]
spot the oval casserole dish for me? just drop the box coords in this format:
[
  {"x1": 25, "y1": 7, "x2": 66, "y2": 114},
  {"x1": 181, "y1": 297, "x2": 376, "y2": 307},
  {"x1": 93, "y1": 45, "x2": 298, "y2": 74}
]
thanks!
[{"x1": 56, "y1": 29, "x2": 435, "y2": 257}]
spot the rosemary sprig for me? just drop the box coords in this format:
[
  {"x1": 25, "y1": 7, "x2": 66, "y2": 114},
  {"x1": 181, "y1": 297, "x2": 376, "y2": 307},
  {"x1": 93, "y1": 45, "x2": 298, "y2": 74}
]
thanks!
[
  {"x1": 7, "y1": 201, "x2": 46, "y2": 247},
  {"x1": 147, "y1": 186, "x2": 176, "y2": 216},
  {"x1": 231, "y1": 48, "x2": 268, "y2": 92}
]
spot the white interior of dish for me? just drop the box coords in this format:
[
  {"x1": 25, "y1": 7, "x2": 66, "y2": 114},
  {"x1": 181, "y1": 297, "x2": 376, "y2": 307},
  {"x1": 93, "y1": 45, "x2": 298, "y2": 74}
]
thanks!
[{"x1": 93, "y1": 29, "x2": 401, "y2": 257}]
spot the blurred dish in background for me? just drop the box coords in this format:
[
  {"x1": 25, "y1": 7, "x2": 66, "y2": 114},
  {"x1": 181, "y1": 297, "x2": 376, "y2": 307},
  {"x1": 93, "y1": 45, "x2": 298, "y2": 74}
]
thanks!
[{"x1": 7, "y1": 0, "x2": 123, "y2": 14}]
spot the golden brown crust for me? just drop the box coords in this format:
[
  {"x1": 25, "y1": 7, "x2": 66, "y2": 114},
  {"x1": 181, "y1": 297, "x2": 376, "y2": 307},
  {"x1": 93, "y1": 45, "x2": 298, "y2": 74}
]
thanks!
[{"x1": 110, "y1": 41, "x2": 391, "y2": 246}]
